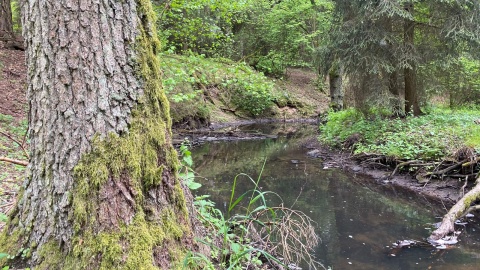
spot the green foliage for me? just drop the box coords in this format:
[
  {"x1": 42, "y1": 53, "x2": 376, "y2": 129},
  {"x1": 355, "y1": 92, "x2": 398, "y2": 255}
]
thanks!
[
  {"x1": 320, "y1": 107, "x2": 480, "y2": 160},
  {"x1": 161, "y1": 53, "x2": 274, "y2": 118},
  {"x1": 187, "y1": 178, "x2": 282, "y2": 269},
  {"x1": 254, "y1": 52, "x2": 288, "y2": 77},
  {"x1": 420, "y1": 54, "x2": 480, "y2": 107},
  {"x1": 178, "y1": 141, "x2": 202, "y2": 190},
  {"x1": 155, "y1": 0, "x2": 250, "y2": 56},
  {"x1": 184, "y1": 161, "x2": 321, "y2": 269},
  {"x1": 10, "y1": 1, "x2": 21, "y2": 33},
  {"x1": 236, "y1": 0, "x2": 333, "y2": 75},
  {"x1": 155, "y1": 0, "x2": 334, "y2": 76}
]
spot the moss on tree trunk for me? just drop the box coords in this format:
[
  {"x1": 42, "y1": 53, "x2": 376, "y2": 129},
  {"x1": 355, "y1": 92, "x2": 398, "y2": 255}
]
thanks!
[{"x1": 0, "y1": 0, "x2": 201, "y2": 268}]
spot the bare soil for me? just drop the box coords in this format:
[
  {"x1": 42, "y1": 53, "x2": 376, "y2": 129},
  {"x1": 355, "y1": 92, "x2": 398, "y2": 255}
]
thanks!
[
  {"x1": 274, "y1": 67, "x2": 330, "y2": 118},
  {"x1": 0, "y1": 42, "x2": 27, "y2": 120}
]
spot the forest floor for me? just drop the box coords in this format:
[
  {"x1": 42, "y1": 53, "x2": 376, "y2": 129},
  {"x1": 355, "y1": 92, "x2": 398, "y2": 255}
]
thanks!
[{"x1": 0, "y1": 42, "x2": 27, "y2": 225}]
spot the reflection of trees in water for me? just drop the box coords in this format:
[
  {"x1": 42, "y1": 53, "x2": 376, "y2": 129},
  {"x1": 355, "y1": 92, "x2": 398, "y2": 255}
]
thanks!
[{"x1": 192, "y1": 131, "x2": 480, "y2": 269}]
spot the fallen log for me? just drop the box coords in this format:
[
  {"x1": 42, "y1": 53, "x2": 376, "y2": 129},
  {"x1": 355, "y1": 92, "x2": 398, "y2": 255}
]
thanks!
[{"x1": 428, "y1": 178, "x2": 480, "y2": 242}]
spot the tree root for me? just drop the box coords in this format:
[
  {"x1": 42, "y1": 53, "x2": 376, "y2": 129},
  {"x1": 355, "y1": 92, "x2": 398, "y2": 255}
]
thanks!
[
  {"x1": 428, "y1": 179, "x2": 480, "y2": 242},
  {"x1": 353, "y1": 153, "x2": 480, "y2": 181},
  {"x1": 389, "y1": 160, "x2": 421, "y2": 179}
]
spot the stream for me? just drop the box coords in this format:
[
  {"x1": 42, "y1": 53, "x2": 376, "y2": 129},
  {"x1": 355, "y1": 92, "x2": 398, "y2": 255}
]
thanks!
[{"x1": 190, "y1": 123, "x2": 480, "y2": 269}]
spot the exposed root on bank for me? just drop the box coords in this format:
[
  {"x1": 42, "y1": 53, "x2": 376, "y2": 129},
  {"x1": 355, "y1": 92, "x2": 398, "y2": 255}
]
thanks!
[
  {"x1": 350, "y1": 146, "x2": 480, "y2": 246},
  {"x1": 353, "y1": 147, "x2": 479, "y2": 183}
]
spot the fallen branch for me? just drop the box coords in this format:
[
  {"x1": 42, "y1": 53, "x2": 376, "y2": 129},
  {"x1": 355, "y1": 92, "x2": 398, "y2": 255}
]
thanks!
[
  {"x1": 428, "y1": 159, "x2": 467, "y2": 176},
  {"x1": 429, "y1": 178, "x2": 480, "y2": 241},
  {"x1": 462, "y1": 157, "x2": 480, "y2": 167},
  {"x1": 0, "y1": 130, "x2": 30, "y2": 159},
  {"x1": 460, "y1": 204, "x2": 480, "y2": 219},
  {"x1": 0, "y1": 157, "x2": 28, "y2": 166}
]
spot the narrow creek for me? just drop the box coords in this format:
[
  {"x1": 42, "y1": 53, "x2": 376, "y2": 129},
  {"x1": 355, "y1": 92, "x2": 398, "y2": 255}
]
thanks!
[{"x1": 190, "y1": 123, "x2": 480, "y2": 269}]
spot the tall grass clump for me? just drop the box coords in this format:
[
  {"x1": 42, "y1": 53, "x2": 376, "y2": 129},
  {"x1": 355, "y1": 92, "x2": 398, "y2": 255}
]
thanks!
[{"x1": 178, "y1": 151, "x2": 324, "y2": 269}]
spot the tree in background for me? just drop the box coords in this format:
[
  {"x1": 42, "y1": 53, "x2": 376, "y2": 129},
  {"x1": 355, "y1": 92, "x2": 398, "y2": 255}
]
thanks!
[
  {"x1": 155, "y1": 0, "x2": 334, "y2": 76},
  {"x1": 0, "y1": 0, "x2": 14, "y2": 41},
  {"x1": 325, "y1": 0, "x2": 480, "y2": 115},
  {"x1": 154, "y1": 0, "x2": 249, "y2": 56},
  {"x1": 0, "y1": 0, "x2": 200, "y2": 268}
]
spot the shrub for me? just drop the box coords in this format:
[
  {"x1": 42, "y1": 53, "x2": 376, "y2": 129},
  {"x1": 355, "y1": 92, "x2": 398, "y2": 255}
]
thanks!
[{"x1": 320, "y1": 107, "x2": 480, "y2": 160}]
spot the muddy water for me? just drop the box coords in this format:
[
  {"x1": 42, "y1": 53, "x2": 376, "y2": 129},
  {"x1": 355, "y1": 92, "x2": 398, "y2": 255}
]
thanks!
[{"x1": 191, "y1": 124, "x2": 480, "y2": 270}]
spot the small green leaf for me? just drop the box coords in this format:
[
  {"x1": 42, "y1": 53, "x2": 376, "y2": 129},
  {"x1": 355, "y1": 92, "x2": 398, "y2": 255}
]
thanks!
[
  {"x1": 187, "y1": 182, "x2": 202, "y2": 190},
  {"x1": 183, "y1": 155, "x2": 193, "y2": 167},
  {"x1": 230, "y1": 243, "x2": 241, "y2": 254}
]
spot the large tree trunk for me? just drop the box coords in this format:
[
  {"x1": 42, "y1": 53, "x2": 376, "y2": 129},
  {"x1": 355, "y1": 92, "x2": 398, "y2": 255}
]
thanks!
[
  {"x1": 329, "y1": 63, "x2": 344, "y2": 111},
  {"x1": 403, "y1": 2, "x2": 421, "y2": 116},
  {"x1": 0, "y1": 0, "x2": 14, "y2": 41},
  {"x1": 0, "y1": 0, "x2": 200, "y2": 268}
]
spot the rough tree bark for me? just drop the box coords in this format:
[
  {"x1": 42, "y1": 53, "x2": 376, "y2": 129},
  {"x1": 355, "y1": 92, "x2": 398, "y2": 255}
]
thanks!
[
  {"x1": 403, "y1": 2, "x2": 421, "y2": 116},
  {"x1": 0, "y1": 0, "x2": 201, "y2": 268},
  {"x1": 329, "y1": 63, "x2": 344, "y2": 111},
  {"x1": 0, "y1": 0, "x2": 14, "y2": 41}
]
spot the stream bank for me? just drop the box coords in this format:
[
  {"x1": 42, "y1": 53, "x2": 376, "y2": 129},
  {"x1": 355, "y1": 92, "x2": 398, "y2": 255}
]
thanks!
[
  {"x1": 189, "y1": 123, "x2": 480, "y2": 269},
  {"x1": 176, "y1": 121, "x2": 465, "y2": 211}
]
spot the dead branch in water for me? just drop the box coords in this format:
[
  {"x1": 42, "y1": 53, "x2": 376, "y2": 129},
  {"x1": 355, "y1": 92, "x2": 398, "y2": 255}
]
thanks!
[
  {"x1": 429, "y1": 179, "x2": 480, "y2": 242},
  {"x1": 353, "y1": 152, "x2": 480, "y2": 182}
]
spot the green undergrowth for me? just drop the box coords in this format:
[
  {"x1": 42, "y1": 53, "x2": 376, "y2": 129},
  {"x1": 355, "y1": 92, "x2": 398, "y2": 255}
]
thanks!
[
  {"x1": 0, "y1": 114, "x2": 27, "y2": 228},
  {"x1": 320, "y1": 107, "x2": 480, "y2": 161},
  {"x1": 160, "y1": 53, "x2": 278, "y2": 123},
  {"x1": 177, "y1": 147, "x2": 322, "y2": 269}
]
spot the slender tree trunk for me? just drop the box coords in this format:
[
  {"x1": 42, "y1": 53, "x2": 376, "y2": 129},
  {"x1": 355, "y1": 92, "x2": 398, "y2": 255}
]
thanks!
[
  {"x1": 385, "y1": 17, "x2": 404, "y2": 117},
  {"x1": 388, "y1": 70, "x2": 404, "y2": 116},
  {"x1": 403, "y1": 2, "x2": 421, "y2": 116},
  {"x1": 1, "y1": 0, "x2": 200, "y2": 268},
  {"x1": 329, "y1": 63, "x2": 344, "y2": 111},
  {"x1": 0, "y1": 0, "x2": 14, "y2": 41}
]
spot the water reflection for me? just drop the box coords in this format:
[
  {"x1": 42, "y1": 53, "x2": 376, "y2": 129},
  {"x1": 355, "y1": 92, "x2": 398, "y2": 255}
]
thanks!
[{"x1": 191, "y1": 125, "x2": 480, "y2": 269}]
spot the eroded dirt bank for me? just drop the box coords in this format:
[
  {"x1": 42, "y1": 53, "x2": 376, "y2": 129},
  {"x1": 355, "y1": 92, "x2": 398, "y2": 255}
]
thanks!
[{"x1": 303, "y1": 137, "x2": 465, "y2": 210}]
